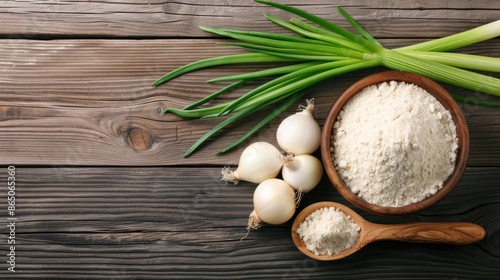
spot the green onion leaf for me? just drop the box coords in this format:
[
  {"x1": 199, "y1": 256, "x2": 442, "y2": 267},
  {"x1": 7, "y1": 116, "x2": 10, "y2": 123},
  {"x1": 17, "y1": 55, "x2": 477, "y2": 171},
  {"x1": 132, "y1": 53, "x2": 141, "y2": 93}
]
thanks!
[
  {"x1": 165, "y1": 103, "x2": 226, "y2": 119},
  {"x1": 183, "y1": 80, "x2": 248, "y2": 110},
  {"x1": 451, "y1": 93, "x2": 500, "y2": 107},
  {"x1": 152, "y1": 53, "x2": 296, "y2": 86},
  {"x1": 204, "y1": 27, "x2": 337, "y2": 47},
  {"x1": 263, "y1": 13, "x2": 371, "y2": 53},
  {"x1": 201, "y1": 26, "x2": 366, "y2": 59},
  {"x1": 209, "y1": 61, "x2": 323, "y2": 82},
  {"x1": 223, "y1": 42, "x2": 353, "y2": 61},
  {"x1": 336, "y1": 7, "x2": 382, "y2": 47},
  {"x1": 290, "y1": 18, "x2": 346, "y2": 40}
]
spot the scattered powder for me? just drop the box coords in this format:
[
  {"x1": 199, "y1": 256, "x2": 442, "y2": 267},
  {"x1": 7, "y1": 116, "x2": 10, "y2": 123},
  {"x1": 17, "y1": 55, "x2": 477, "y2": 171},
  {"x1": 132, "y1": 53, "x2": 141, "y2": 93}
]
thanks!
[
  {"x1": 297, "y1": 207, "x2": 360, "y2": 256},
  {"x1": 331, "y1": 81, "x2": 458, "y2": 207}
]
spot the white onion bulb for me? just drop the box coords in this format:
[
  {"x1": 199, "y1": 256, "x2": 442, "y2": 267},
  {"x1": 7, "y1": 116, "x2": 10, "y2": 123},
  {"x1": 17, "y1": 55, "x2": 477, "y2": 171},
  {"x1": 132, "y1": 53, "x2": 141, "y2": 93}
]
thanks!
[
  {"x1": 282, "y1": 154, "x2": 323, "y2": 193},
  {"x1": 276, "y1": 99, "x2": 321, "y2": 155},
  {"x1": 221, "y1": 142, "x2": 283, "y2": 184},
  {"x1": 248, "y1": 178, "x2": 296, "y2": 229}
]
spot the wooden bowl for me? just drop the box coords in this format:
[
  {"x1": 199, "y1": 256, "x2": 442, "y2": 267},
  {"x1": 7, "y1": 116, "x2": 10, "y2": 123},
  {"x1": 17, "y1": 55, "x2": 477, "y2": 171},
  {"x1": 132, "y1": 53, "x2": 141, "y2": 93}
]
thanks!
[{"x1": 321, "y1": 71, "x2": 469, "y2": 215}]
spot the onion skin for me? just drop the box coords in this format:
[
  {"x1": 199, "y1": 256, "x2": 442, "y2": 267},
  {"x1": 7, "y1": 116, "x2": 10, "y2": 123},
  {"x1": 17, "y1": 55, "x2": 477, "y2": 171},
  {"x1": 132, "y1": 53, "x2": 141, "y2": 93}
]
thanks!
[
  {"x1": 282, "y1": 154, "x2": 323, "y2": 193},
  {"x1": 276, "y1": 100, "x2": 321, "y2": 155},
  {"x1": 252, "y1": 178, "x2": 296, "y2": 225},
  {"x1": 221, "y1": 142, "x2": 283, "y2": 184}
]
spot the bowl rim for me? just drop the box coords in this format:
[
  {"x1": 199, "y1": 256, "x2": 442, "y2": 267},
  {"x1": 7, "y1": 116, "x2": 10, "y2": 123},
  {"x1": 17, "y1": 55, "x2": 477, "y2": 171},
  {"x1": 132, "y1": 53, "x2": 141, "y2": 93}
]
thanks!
[{"x1": 320, "y1": 70, "x2": 470, "y2": 215}]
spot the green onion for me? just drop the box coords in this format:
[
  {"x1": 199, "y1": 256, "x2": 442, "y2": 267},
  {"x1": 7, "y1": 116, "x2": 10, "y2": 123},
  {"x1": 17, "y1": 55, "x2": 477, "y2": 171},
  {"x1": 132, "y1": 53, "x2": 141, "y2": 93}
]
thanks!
[{"x1": 153, "y1": 0, "x2": 500, "y2": 157}]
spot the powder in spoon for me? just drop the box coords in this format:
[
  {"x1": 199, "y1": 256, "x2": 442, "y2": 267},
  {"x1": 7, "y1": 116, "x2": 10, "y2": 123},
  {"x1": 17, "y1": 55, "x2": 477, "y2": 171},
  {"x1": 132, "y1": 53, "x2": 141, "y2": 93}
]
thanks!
[
  {"x1": 331, "y1": 81, "x2": 458, "y2": 207},
  {"x1": 297, "y1": 207, "x2": 360, "y2": 256}
]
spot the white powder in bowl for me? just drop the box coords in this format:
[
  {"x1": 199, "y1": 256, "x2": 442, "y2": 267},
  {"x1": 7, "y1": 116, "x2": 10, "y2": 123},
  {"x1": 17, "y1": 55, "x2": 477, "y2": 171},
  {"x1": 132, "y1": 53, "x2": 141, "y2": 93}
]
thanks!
[
  {"x1": 297, "y1": 207, "x2": 360, "y2": 256},
  {"x1": 331, "y1": 81, "x2": 458, "y2": 207}
]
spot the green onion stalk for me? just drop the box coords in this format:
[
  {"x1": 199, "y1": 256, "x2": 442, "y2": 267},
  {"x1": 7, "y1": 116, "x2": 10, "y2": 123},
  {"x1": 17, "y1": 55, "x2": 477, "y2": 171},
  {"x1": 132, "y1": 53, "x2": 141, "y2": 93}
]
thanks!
[{"x1": 153, "y1": 0, "x2": 500, "y2": 157}]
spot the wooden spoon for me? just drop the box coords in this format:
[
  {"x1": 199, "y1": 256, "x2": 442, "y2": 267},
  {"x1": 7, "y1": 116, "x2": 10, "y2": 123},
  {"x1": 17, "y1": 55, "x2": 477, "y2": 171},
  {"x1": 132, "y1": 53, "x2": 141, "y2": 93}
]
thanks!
[{"x1": 291, "y1": 202, "x2": 486, "y2": 261}]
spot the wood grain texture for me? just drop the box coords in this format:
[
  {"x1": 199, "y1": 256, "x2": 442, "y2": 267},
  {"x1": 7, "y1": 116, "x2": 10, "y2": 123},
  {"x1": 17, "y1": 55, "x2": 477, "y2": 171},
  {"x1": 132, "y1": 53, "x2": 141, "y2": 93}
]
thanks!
[
  {"x1": 1, "y1": 39, "x2": 499, "y2": 166},
  {"x1": 0, "y1": 0, "x2": 499, "y2": 39},
  {"x1": 0, "y1": 167, "x2": 498, "y2": 279}
]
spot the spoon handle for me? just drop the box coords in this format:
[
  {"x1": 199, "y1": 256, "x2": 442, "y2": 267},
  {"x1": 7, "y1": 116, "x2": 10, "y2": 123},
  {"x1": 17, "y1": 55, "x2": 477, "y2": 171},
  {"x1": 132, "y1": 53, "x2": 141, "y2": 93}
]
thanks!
[{"x1": 365, "y1": 222, "x2": 486, "y2": 245}]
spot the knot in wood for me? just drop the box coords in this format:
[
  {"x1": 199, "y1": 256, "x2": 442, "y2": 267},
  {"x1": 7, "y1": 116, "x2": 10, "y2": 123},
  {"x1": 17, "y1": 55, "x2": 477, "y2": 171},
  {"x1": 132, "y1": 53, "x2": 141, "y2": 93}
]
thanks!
[{"x1": 128, "y1": 128, "x2": 153, "y2": 151}]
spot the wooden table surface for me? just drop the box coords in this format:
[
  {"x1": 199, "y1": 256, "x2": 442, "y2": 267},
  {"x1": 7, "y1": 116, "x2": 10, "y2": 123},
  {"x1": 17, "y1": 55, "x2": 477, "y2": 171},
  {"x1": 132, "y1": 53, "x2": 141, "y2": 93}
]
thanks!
[{"x1": 1, "y1": 0, "x2": 499, "y2": 279}]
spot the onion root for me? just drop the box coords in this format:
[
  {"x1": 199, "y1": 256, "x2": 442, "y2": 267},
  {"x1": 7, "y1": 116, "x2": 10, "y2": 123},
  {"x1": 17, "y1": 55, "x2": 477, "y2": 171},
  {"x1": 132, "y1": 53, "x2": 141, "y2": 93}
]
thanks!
[
  {"x1": 221, "y1": 166, "x2": 239, "y2": 184},
  {"x1": 247, "y1": 210, "x2": 262, "y2": 230}
]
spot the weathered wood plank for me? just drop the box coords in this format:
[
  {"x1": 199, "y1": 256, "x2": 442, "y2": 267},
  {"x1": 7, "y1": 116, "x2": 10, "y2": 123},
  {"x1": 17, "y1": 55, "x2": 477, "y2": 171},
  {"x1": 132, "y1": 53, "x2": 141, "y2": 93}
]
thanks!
[
  {"x1": 0, "y1": 1, "x2": 498, "y2": 279},
  {"x1": 1, "y1": 39, "x2": 499, "y2": 166},
  {"x1": 0, "y1": 0, "x2": 498, "y2": 39},
  {"x1": 0, "y1": 166, "x2": 498, "y2": 279}
]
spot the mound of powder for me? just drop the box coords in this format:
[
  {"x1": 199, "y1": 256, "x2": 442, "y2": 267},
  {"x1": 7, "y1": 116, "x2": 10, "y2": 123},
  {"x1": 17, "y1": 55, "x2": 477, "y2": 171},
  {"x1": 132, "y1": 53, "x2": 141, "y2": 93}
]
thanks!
[
  {"x1": 332, "y1": 81, "x2": 458, "y2": 207},
  {"x1": 297, "y1": 207, "x2": 360, "y2": 256}
]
